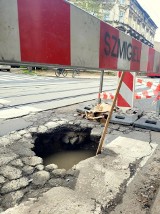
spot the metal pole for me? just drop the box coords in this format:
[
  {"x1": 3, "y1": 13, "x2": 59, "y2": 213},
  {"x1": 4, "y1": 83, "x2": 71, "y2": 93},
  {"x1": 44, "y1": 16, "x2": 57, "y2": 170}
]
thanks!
[
  {"x1": 156, "y1": 80, "x2": 160, "y2": 116},
  {"x1": 98, "y1": 70, "x2": 104, "y2": 104},
  {"x1": 28, "y1": 66, "x2": 32, "y2": 73},
  {"x1": 156, "y1": 100, "x2": 160, "y2": 116},
  {"x1": 96, "y1": 71, "x2": 125, "y2": 155}
]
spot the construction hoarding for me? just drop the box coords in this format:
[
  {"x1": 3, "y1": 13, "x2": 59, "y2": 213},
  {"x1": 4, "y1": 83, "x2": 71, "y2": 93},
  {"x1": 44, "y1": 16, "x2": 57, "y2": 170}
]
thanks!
[{"x1": 0, "y1": 0, "x2": 159, "y2": 73}]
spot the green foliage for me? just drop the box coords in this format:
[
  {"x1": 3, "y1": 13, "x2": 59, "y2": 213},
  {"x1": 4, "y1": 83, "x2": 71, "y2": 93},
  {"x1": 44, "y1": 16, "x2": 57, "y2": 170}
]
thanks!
[
  {"x1": 69, "y1": 0, "x2": 104, "y2": 19},
  {"x1": 22, "y1": 70, "x2": 36, "y2": 75}
]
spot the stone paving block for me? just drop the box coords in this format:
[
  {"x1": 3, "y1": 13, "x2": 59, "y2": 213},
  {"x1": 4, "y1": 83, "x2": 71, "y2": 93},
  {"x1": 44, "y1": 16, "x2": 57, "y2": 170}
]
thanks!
[
  {"x1": 0, "y1": 154, "x2": 18, "y2": 167},
  {"x1": 1, "y1": 178, "x2": 29, "y2": 194},
  {"x1": 0, "y1": 137, "x2": 11, "y2": 147},
  {"x1": 22, "y1": 157, "x2": 43, "y2": 166},
  {"x1": 45, "y1": 164, "x2": 58, "y2": 171},
  {"x1": 10, "y1": 159, "x2": 24, "y2": 167},
  {"x1": 0, "y1": 166, "x2": 22, "y2": 180},
  {"x1": 32, "y1": 171, "x2": 50, "y2": 186},
  {"x1": 2, "y1": 191, "x2": 24, "y2": 208},
  {"x1": 22, "y1": 166, "x2": 34, "y2": 175},
  {"x1": 0, "y1": 176, "x2": 5, "y2": 184}
]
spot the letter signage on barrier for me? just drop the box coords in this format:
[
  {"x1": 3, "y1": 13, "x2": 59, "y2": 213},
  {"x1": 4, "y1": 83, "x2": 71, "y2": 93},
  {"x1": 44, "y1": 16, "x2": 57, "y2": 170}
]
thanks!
[
  {"x1": 0, "y1": 0, "x2": 159, "y2": 74},
  {"x1": 104, "y1": 32, "x2": 140, "y2": 62}
]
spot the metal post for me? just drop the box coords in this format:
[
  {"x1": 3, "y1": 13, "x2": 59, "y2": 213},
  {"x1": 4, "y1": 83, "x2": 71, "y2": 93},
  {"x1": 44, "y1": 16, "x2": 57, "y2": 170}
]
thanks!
[
  {"x1": 156, "y1": 80, "x2": 160, "y2": 116},
  {"x1": 98, "y1": 70, "x2": 104, "y2": 104},
  {"x1": 156, "y1": 100, "x2": 160, "y2": 116},
  {"x1": 28, "y1": 66, "x2": 32, "y2": 73}
]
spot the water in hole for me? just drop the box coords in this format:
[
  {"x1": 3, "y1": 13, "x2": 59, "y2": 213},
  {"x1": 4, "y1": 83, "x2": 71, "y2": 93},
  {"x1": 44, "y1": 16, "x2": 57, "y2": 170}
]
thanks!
[{"x1": 43, "y1": 150, "x2": 95, "y2": 170}]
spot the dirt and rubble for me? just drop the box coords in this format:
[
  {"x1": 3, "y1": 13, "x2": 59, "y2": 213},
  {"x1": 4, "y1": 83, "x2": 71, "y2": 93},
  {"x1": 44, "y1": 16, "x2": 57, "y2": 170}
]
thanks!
[{"x1": 0, "y1": 102, "x2": 160, "y2": 214}]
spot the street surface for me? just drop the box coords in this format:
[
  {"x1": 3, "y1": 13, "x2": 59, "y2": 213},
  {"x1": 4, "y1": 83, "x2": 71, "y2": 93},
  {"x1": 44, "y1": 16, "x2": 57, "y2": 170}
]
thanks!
[
  {"x1": 0, "y1": 70, "x2": 159, "y2": 120},
  {"x1": 0, "y1": 70, "x2": 159, "y2": 136},
  {"x1": 0, "y1": 71, "x2": 116, "y2": 119},
  {"x1": 0, "y1": 70, "x2": 160, "y2": 214},
  {"x1": 0, "y1": 102, "x2": 160, "y2": 214}
]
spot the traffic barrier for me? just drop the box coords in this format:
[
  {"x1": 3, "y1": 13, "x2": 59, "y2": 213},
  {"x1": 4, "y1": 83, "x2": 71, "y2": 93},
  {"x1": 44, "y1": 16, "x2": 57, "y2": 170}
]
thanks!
[
  {"x1": 135, "y1": 89, "x2": 158, "y2": 99},
  {"x1": 99, "y1": 90, "x2": 158, "y2": 100},
  {"x1": 100, "y1": 92, "x2": 115, "y2": 100},
  {"x1": 137, "y1": 78, "x2": 160, "y2": 92},
  {"x1": 117, "y1": 72, "x2": 136, "y2": 109},
  {"x1": 99, "y1": 79, "x2": 160, "y2": 101},
  {"x1": 135, "y1": 78, "x2": 160, "y2": 101},
  {"x1": 0, "y1": 0, "x2": 160, "y2": 74},
  {"x1": 116, "y1": 76, "x2": 160, "y2": 109}
]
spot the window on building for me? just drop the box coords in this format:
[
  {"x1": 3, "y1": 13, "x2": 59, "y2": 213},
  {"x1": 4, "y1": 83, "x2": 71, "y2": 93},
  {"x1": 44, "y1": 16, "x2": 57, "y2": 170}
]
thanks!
[
  {"x1": 129, "y1": 12, "x2": 132, "y2": 18},
  {"x1": 104, "y1": 12, "x2": 110, "y2": 21},
  {"x1": 119, "y1": 11, "x2": 124, "y2": 22},
  {"x1": 119, "y1": 0, "x2": 125, "y2": 4}
]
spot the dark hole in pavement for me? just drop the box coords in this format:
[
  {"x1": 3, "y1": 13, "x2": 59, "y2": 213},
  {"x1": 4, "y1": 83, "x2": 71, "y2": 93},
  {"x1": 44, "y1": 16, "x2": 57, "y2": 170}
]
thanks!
[{"x1": 32, "y1": 125, "x2": 97, "y2": 170}]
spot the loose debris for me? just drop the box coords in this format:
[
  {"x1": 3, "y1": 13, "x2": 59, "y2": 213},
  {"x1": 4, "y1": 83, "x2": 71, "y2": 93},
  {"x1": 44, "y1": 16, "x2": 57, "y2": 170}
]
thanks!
[
  {"x1": 77, "y1": 103, "x2": 142, "y2": 123},
  {"x1": 76, "y1": 103, "x2": 112, "y2": 121}
]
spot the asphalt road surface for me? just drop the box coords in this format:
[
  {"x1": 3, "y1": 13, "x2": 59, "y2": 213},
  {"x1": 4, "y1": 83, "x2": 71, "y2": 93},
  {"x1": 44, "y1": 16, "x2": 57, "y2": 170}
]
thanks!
[
  {"x1": 0, "y1": 71, "x2": 115, "y2": 119},
  {"x1": 0, "y1": 71, "x2": 159, "y2": 120}
]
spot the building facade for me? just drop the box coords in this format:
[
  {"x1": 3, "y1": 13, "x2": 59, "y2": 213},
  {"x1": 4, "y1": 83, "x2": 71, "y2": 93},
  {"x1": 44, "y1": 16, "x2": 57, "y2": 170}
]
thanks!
[
  {"x1": 154, "y1": 42, "x2": 160, "y2": 52},
  {"x1": 68, "y1": 0, "x2": 157, "y2": 48}
]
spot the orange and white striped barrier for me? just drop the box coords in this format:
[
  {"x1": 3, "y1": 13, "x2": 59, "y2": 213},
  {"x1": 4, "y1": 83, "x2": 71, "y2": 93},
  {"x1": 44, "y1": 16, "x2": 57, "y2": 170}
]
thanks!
[
  {"x1": 99, "y1": 90, "x2": 159, "y2": 101},
  {"x1": 137, "y1": 79, "x2": 160, "y2": 92},
  {"x1": 100, "y1": 79, "x2": 160, "y2": 101},
  {"x1": 134, "y1": 90, "x2": 155, "y2": 99},
  {"x1": 100, "y1": 92, "x2": 115, "y2": 100},
  {"x1": 117, "y1": 72, "x2": 136, "y2": 109}
]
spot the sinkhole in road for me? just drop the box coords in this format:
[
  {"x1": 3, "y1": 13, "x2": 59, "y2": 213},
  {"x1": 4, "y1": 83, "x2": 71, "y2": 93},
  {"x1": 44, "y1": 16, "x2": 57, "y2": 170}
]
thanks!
[{"x1": 32, "y1": 125, "x2": 98, "y2": 170}]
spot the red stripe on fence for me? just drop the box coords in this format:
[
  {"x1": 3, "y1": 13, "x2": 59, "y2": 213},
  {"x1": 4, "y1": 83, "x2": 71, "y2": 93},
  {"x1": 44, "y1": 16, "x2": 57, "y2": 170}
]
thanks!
[
  {"x1": 118, "y1": 72, "x2": 134, "y2": 91},
  {"x1": 117, "y1": 93, "x2": 130, "y2": 107},
  {"x1": 17, "y1": 0, "x2": 71, "y2": 65},
  {"x1": 99, "y1": 21, "x2": 119, "y2": 70},
  {"x1": 130, "y1": 39, "x2": 142, "y2": 71}
]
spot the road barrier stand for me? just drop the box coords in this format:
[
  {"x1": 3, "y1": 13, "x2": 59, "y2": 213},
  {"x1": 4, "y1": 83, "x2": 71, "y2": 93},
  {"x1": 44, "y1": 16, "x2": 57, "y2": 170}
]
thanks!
[
  {"x1": 132, "y1": 78, "x2": 160, "y2": 131},
  {"x1": 98, "y1": 77, "x2": 160, "y2": 128}
]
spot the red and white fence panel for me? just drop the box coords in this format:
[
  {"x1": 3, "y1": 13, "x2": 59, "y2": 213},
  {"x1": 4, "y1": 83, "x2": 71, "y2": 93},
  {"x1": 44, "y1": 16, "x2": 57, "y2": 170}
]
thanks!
[
  {"x1": 100, "y1": 78, "x2": 160, "y2": 103},
  {"x1": 0, "y1": 0, "x2": 160, "y2": 75},
  {"x1": 117, "y1": 72, "x2": 136, "y2": 109}
]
